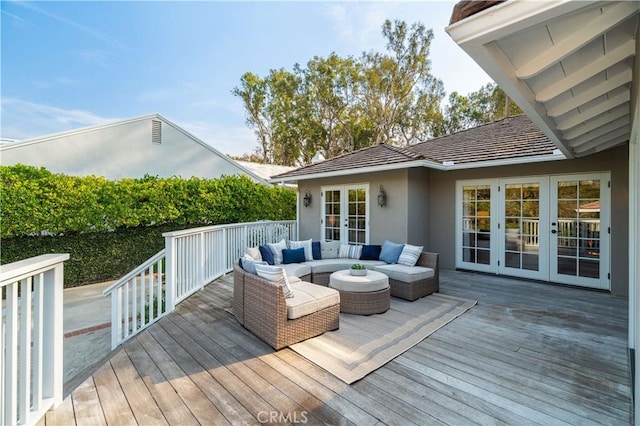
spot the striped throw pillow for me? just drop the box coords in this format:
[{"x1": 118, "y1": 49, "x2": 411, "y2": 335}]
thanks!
[
  {"x1": 254, "y1": 264, "x2": 294, "y2": 298},
  {"x1": 338, "y1": 244, "x2": 363, "y2": 260},
  {"x1": 397, "y1": 244, "x2": 423, "y2": 267},
  {"x1": 267, "y1": 239, "x2": 288, "y2": 265}
]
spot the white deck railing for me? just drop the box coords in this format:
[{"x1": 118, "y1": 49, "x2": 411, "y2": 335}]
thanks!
[
  {"x1": 0, "y1": 254, "x2": 69, "y2": 426},
  {"x1": 104, "y1": 220, "x2": 297, "y2": 349},
  {"x1": 102, "y1": 250, "x2": 167, "y2": 349}
]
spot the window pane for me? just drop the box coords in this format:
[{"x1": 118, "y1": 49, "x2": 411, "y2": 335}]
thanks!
[
  {"x1": 505, "y1": 252, "x2": 520, "y2": 268},
  {"x1": 505, "y1": 184, "x2": 521, "y2": 200},
  {"x1": 579, "y1": 259, "x2": 599, "y2": 278},
  {"x1": 557, "y1": 181, "x2": 577, "y2": 199},
  {"x1": 477, "y1": 249, "x2": 490, "y2": 264}
]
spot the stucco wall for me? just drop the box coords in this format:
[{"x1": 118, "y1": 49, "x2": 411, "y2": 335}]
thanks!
[
  {"x1": 407, "y1": 167, "x2": 430, "y2": 247},
  {"x1": 0, "y1": 117, "x2": 257, "y2": 181},
  {"x1": 297, "y1": 169, "x2": 410, "y2": 244},
  {"x1": 427, "y1": 145, "x2": 629, "y2": 297}
]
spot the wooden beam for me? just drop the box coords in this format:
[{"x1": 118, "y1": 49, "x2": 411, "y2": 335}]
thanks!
[
  {"x1": 573, "y1": 132, "x2": 630, "y2": 155},
  {"x1": 547, "y1": 69, "x2": 633, "y2": 117},
  {"x1": 535, "y1": 38, "x2": 635, "y2": 103},
  {"x1": 562, "y1": 104, "x2": 630, "y2": 139},
  {"x1": 556, "y1": 91, "x2": 630, "y2": 131},
  {"x1": 516, "y1": 2, "x2": 639, "y2": 79},
  {"x1": 572, "y1": 126, "x2": 630, "y2": 154},
  {"x1": 567, "y1": 116, "x2": 630, "y2": 147}
]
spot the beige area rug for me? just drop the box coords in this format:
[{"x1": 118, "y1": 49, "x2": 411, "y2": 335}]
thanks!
[{"x1": 289, "y1": 293, "x2": 477, "y2": 384}]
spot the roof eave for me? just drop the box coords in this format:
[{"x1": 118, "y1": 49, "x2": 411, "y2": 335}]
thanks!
[
  {"x1": 445, "y1": 0, "x2": 598, "y2": 160},
  {"x1": 270, "y1": 152, "x2": 565, "y2": 184}
]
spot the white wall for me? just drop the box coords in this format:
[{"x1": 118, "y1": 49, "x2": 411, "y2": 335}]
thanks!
[{"x1": 0, "y1": 116, "x2": 261, "y2": 181}]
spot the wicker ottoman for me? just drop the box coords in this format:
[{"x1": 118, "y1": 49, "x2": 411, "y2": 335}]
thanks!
[{"x1": 329, "y1": 270, "x2": 390, "y2": 315}]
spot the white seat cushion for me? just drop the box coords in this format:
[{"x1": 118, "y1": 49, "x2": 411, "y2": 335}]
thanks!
[
  {"x1": 373, "y1": 264, "x2": 434, "y2": 283},
  {"x1": 329, "y1": 270, "x2": 389, "y2": 292},
  {"x1": 286, "y1": 281, "x2": 340, "y2": 319},
  {"x1": 306, "y1": 259, "x2": 385, "y2": 274},
  {"x1": 281, "y1": 263, "x2": 311, "y2": 278}
]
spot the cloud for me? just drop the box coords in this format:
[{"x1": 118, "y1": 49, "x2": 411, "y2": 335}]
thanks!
[
  {"x1": 0, "y1": 98, "x2": 120, "y2": 140},
  {"x1": 76, "y1": 48, "x2": 111, "y2": 67},
  {"x1": 10, "y1": 1, "x2": 126, "y2": 50},
  {"x1": 32, "y1": 77, "x2": 87, "y2": 89}
]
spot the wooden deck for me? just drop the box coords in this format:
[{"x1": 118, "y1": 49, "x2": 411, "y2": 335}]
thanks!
[{"x1": 45, "y1": 270, "x2": 632, "y2": 425}]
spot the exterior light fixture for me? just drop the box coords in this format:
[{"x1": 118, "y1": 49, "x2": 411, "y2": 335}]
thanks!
[
  {"x1": 377, "y1": 185, "x2": 387, "y2": 207},
  {"x1": 303, "y1": 190, "x2": 312, "y2": 208}
]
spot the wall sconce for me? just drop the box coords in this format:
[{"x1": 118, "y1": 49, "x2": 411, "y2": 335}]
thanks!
[
  {"x1": 303, "y1": 190, "x2": 312, "y2": 208},
  {"x1": 377, "y1": 185, "x2": 387, "y2": 207}
]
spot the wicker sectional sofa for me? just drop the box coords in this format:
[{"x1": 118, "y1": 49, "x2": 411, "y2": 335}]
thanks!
[{"x1": 233, "y1": 242, "x2": 440, "y2": 349}]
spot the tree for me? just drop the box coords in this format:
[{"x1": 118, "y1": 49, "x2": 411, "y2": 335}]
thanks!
[
  {"x1": 359, "y1": 20, "x2": 445, "y2": 145},
  {"x1": 442, "y1": 83, "x2": 523, "y2": 133},
  {"x1": 232, "y1": 19, "x2": 447, "y2": 165}
]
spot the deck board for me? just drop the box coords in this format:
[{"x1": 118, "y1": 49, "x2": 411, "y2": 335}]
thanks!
[{"x1": 47, "y1": 270, "x2": 632, "y2": 425}]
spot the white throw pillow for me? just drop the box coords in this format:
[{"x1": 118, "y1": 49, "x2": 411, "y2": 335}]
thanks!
[
  {"x1": 244, "y1": 246, "x2": 262, "y2": 261},
  {"x1": 289, "y1": 239, "x2": 313, "y2": 261},
  {"x1": 267, "y1": 239, "x2": 288, "y2": 265},
  {"x1": 254, "y1": 264, "x2": 294, "y2": 298},
  {"x1": 397, "y1": 244, "x2": 423, "y2": 267},
  {"x1": 320, "y1": 241, "x2": 341, "y2": 259}
]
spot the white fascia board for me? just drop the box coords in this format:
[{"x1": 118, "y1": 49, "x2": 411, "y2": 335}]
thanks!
[
  {"x1": 445, "y1": 0, "x2": 593, "y2": 46},
  {"x1": 0, "y1": 113, "x2": 157, "y2": 151},
  {"x1": 444, "y1": 152, "x2": 566, "y2": 170},
  {"x1": 270, "y1": 160, "x2": 435, "y2": 183},
  {"x1": 271, "y1": 152, "x2": 566, "y2": 184}
]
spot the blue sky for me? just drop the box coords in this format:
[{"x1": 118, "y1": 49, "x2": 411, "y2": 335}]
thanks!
[{"x1": 1, "y1": 1, "x2": 492, "y2": 156}]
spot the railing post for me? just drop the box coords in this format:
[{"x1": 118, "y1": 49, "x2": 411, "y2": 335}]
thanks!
[
  {"x1": 165, "y1": 235, "x2": 176, "y2": 312},
  {"x1": 42, "y1": 263, "x2": 64, "y2": 408},
  {"x1": 111, "y1": 289, "x2": 122, "y2": 350},
  {"x1": 199, "y1": 232, "x2": 205, "y2": 290}
]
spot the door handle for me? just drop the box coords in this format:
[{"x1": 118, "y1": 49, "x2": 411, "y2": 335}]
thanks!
[{"x1": 551, "y1": 230, "x2": 557, "y2": 234}]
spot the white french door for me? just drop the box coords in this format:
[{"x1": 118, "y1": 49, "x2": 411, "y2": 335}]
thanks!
[
  {"x1": 456, "y1": 173, "x2": 610, "y2": 289},
  {"x1": 321, "y1": 184, "x2": 369, "y2": 244},
  {"x1": 497, "y1": 177, "x2": 549, "y2": 280},
  {"x1": 549, "y1": 174, "x2": 610, "y2": 289}
]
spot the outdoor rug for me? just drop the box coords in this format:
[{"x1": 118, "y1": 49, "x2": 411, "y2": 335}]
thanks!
[{"x1": 289, "y1": 293, "x2": 477, "y2": 384}]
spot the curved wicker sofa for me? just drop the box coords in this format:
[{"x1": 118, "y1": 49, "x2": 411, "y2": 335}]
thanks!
[{"x1": 233, "y1": 264, "x2": 340, "y2": 350}]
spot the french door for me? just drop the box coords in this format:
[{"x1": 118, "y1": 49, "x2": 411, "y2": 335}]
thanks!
[
  {"x1": 322, "y1": 184, "x2": 369, "y2": 244},
  {"x1": 456, "y1": 173, "x2": 610, "y2": 289},
  {"x1": 549, "y1": 174, "x2": 610, "y2": 289}
]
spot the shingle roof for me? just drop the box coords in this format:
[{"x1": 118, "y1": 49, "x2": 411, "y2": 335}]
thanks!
[
  {"x1": 272, "y1": 143, "x2": 427, "y2": 179},
  {"x1": 407, "y1": 115, "x2": 556, "y2": 164},
  {"x1": 272, "y1": 115, "x2": 559, "y2": 181}
]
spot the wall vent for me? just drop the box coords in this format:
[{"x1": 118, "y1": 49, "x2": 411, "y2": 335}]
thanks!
[{"x1": 152, "y1": 120, "x2": 162, "y2": 144}]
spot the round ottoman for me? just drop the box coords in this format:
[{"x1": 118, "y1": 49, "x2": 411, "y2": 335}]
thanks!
[{"x1": 329, "y1": 270, "x2": 390, "y2": 315}]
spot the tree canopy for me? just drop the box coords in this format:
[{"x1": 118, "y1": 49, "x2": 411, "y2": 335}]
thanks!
[{"x1": 232, "y1": 19, "x2": 520, "y2": 166}]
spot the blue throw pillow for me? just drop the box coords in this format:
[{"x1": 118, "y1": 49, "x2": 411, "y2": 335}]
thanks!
[
  {"x1": 311, "y1": 241, "x2": 322, "y2": 260},
  {"x1": 282, "y1": 247, "x2": 306, "y2": 264},
  {"x1": 379, "y1": 240, "x2": 404, "y2": 264},
  {"x1": 258, "y1": 244, "x2": 275, "y2": 265},
  {"x1": 360, "y1": 245, "x2": 382, "y2": 260},
  {"x1": 239, "y1": 257, "x2": 267, "y2": 275}
]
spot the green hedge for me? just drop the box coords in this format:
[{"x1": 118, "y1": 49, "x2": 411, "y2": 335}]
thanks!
[
  {"x1": 0, "y1": 165, "x2": 296, "y2": 238},
  {"x1": 0, "y1": 165, "x2": 296, "y2": 286}
]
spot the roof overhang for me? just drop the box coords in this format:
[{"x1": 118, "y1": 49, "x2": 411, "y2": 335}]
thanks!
[
  {"x1": 270, "y1": 151, "x2": 565, "y2": 184},
  {"x1": 446, "y1": 0, "x2": 640, "y2": 159}
]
